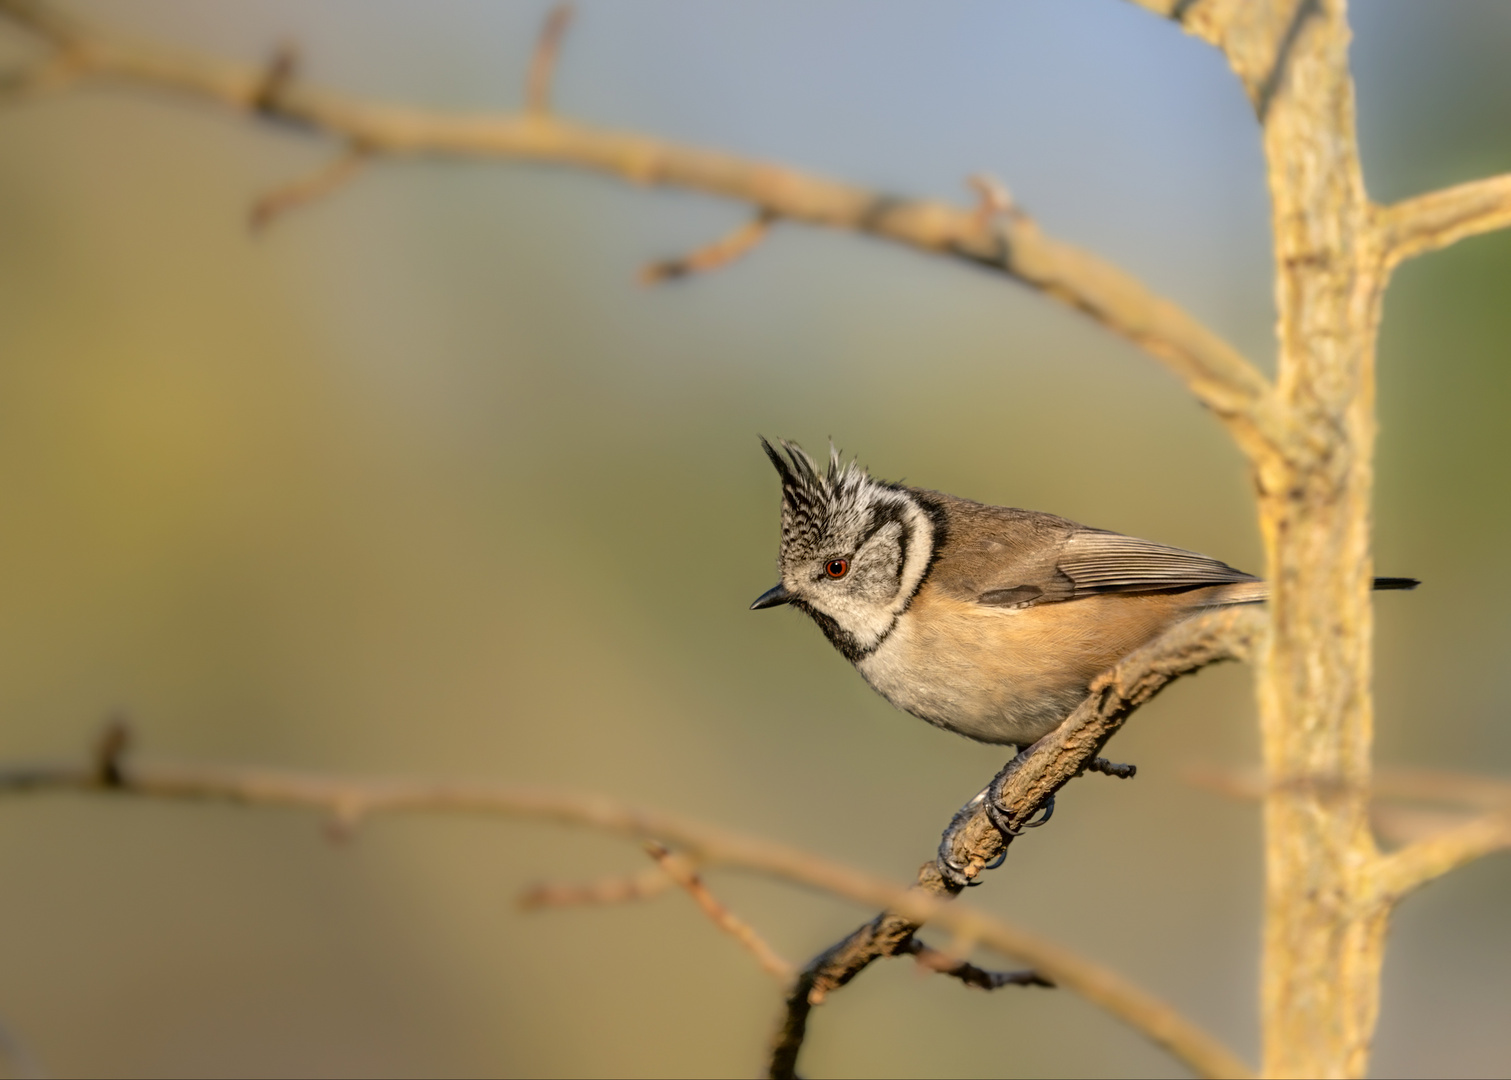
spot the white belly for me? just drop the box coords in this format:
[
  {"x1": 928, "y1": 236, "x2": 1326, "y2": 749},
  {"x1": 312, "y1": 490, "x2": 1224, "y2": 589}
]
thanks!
[{"x1": 855, "y1": 611, "x2": 1089, "y2": 746}]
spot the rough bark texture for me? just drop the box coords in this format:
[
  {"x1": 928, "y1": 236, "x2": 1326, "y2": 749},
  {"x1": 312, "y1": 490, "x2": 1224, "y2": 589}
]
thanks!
[{"x1": 1177, "y1": 3, "x2": 1384, "y2": 1073}]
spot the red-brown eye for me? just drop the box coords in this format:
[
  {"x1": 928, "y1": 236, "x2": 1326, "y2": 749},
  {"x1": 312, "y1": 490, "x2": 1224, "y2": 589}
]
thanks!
[{"x1": 825, "y1": 559, "x2": 849, "y2": 579}]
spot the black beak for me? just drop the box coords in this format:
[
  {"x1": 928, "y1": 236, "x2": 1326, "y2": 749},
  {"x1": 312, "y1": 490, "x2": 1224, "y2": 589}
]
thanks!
[{"x1": 750, "y1": 583, "x2": 793, "y2": 610}]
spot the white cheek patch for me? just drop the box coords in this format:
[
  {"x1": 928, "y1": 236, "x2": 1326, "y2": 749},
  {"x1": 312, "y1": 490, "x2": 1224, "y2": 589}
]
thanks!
[{"x1": 888, "y1": 496, "x2": 935, "y2": 613}]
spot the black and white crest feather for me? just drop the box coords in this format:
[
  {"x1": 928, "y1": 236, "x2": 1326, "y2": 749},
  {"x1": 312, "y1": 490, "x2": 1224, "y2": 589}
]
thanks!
[
  {"x1": 759, "y1": 437, "x2": 941, "y2": 660},
  {"x1": 761, "y1": 438, "x2": 889, "y2": 562}
]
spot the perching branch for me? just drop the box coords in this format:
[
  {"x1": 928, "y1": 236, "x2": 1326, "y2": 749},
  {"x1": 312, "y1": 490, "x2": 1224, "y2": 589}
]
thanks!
[
  {"x1": 0, "y1": 0, "x2": 1282, "y2": 462},
  {"x1": 1377, "y1": 174, "x2": 1511, "y2": 267},
  {"x1": 770, "y1": 604, "x2": 1264, "y2": 1080}
]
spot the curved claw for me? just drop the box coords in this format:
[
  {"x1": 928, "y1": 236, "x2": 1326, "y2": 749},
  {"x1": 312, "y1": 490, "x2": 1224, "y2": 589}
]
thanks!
[
  {"x1": 985, "y1": 792, "x2": 1056, "y2": 841},
  {"x1": 985, "y1": 797, "x2": 1023, "y2": 840},
  {"x1": 934, "y1": 852, "x2": 978, "y2": 889},
  {"x1": 1021, "y1": 794, "x2": 1056, "y2": 829},
  {"x1": 982, "y1": 849, "x2": 1008, "y2": 870}
]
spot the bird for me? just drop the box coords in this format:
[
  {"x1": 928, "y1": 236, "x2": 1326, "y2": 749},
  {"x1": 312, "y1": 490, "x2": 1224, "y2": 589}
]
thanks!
[{"x1": 750, "y1": 438, "x2": 1418, "y2": 751}]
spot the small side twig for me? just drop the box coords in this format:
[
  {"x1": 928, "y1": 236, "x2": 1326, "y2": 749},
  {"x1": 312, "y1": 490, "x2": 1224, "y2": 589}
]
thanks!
[
  {"x1": 903, "y1": 937, "x2": 1054, "y2": 991},
  {"x1": 249, "y1": 145, "x2": 371, "y2": 232},
  {"x1": 518, "y1": 865, "x2": 673, "y2": 910},
  {"x1": 640, "y1": 209, "x2": 777, "y2": 284},
  {"x1": 966, "y1": 172, "x2": 1019, "y2": 232},
  {"x1": 1377, "y1": 173, "x2": 1511, "y2": 267},
  {"x1": 250, "y1": 39, "x2": 298, "y2": 115},
  {"x1": 92, "y1": 714, "x2": 130, "y2": 788},
  {"x1": 525, "y1": 4, "x2": 574, "y2": 115},
  {"x1": 645, "y1": 841, "x2": 794, "y2": 981}
]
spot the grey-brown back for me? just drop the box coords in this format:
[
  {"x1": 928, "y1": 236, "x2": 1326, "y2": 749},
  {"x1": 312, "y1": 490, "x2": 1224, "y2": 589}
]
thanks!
[{"x1": 913, "y1": 489, "x2": 1259, "y2": 609}]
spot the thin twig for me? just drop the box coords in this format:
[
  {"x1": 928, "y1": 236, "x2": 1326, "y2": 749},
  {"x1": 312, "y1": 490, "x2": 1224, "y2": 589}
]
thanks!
[
  {"x1": 1377, "y1": 173, "x2": 1511, "y2": 267},
  {"x1": 0, "y1": 0, "x2": 1281, "y2": 463},
  {"x1": 640, "y1": 209, "x2": 776, "y2": 284},
  {"x1": 525, "y1": 4, "x2": 574, "y2": 115},
  {"x1": 1185, "y1": 764, "x2": 1511, "y2": 813},
  {"x1": 966, "y1": 172, "x2": 1017, "y2": 231},
  {"x1": 903, "y1": 937, "x2": 1054, "y2": 991},
  {"x1": 1374, "y1": 809, "x2": 1511, "y2": 900},
  {"x1": 518, "y1": 865, "x2": 673, "y2": 910},
  {"x1": 249, "y1": 145, "x2": 370, "y2": 232},
  {"x1": 645, "y1": 841, "x2": 794, "y2": 981},
  {"x1": 1184, "y1": 764, "x2": 1511, "y2": 900},
  {"x1": 250, "y1": 39, "x2": 298, "y2": 115}
]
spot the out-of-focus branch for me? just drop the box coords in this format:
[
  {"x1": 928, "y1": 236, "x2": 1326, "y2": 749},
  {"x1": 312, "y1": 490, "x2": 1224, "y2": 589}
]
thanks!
[
  {"x1": 525, "y1": 4, "x2": 574, "y2": 115},
  {"x1": 1186, "y1": 764, "x2": 1511, "y2": 901},
  {"x1": 640, "y1": 209, "x2": 776, "y2": 284},
  {"x1": 1375, "y1": 810, "x2": 1511, "y2": 900},
  {"x1": 645, "y1": 841, "x2": 795, "y2": 981},
  {"x1": 0, "y1": 728, "x2": 1246, "y2": 1080},
  {"x1": 249, "y1": 144, "x2": 369, "y2": 232},
  {"x1": 518, "y1": 865, "x2": 673, "y2": 910},
  {"x1": 771, "y1": 605, "x2": 1264, "y2": 1080},
  {"x1": 0, "y1": 0, "x2": 1280, "y2": 461},
  {"x1": 1377, "y1": 174, "x2": 1511, "y2": 267}
]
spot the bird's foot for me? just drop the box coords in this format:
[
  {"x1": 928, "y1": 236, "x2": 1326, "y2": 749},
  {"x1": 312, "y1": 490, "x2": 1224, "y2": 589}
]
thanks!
[
  {"x1": 985, "y1": 790, "x2": 1055, "y2": 840},
  {"x1": 1085, "y1": 757, "x2": 1137, "y2": 779},
  {"x1": 936, "y1": 787, "x2": 992, "y2": 888},
  {"x1": 935, "y1": 747, "x2": 1057, "y2": 887},
  {"x1": 981, "y1": 746, "x2": 1055, "y2": 842}
]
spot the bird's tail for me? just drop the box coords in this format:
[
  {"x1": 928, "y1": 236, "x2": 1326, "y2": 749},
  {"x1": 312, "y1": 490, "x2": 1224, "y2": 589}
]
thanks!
[{"x1": 1205, "y1": 576, "x2": 1420, "y2": 607}]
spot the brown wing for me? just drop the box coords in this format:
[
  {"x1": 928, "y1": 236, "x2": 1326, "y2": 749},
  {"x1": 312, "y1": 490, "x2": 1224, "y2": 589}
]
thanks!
[
  {"x1": 1054, "y1": 529, "x2": 1257, "y2": 595},
  {"x1": 917, "y1": 491, "x2": 1255, "y2": 608}
]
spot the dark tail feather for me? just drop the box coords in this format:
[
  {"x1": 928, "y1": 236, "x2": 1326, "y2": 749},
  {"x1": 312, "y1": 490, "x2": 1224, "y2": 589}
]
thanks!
[{"x1": 1373, "y1": 577, "x2": 1420, "y2": 591}]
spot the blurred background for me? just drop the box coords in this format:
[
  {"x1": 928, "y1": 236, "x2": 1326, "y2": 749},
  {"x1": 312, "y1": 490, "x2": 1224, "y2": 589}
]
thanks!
[{"x1": 0, "y1": 2, "x2": 1507, "y2": 1076}]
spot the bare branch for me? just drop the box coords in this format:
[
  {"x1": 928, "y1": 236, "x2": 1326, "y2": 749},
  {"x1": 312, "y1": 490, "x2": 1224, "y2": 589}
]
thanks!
[
  {"x1": 0, "y1": 47, "x2": 81, "y2": 101},
  {"x1": 645, "y1": 841, "x2": 795, "y2": 981},
  {"x1": 1374, "y1": 810, "x2": 1511, "y2": 901},
  {"x1": 771, "y1": 605, "x2": 1264, "y2": 1080},
  {"x1": 0, "y1": 0, "x2": 83, "y2": 48},
  {"x1": 1372, "y1": 768, "x2": 1511, "y2": 811},
  {"x1": 640, "y1": 209, "x2": 775, "y2": 284},
  {"x1": 249, "y1": 145, "x2": 370, "y2": 232},
  {"x1": 1, "y1": 719, "x2": 1251, "y2": 1080},
  {"x1": 903, "y1": 937, "x2": 1054, "y2": 991},
  {"x1": 1185, "y1": 765, "x2": 1511, "y2": 901},
  {"x1": 1377, "y1": 174, "x2": 1511, "y2": 267},
  {"x1": 525, "y1": 4, "x2": 574, "y2": 115},
  {"x1": 1186, "y1": 764, "x2": 1511, "y2": 815},
  {"x1": 0, "y1": 0, "x2": 1280, "y2": 461},
  {"x1": 518, "y1": 866, "x2": 673, "y2": 911}
]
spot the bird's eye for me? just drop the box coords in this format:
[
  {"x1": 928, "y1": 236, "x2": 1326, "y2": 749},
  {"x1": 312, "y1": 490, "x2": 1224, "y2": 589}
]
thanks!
[{"x1": 825, "y1": 559, "x2": 849, "y2": 579}]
